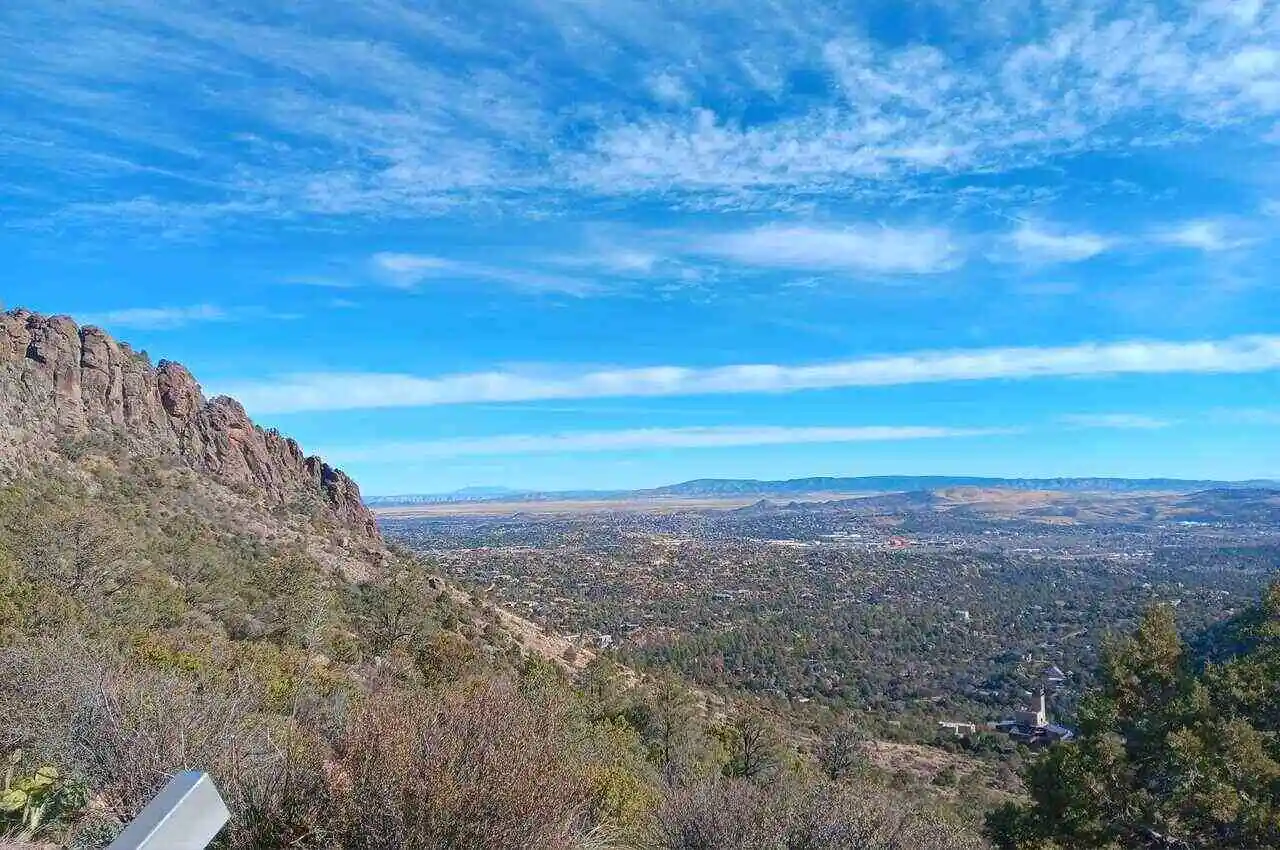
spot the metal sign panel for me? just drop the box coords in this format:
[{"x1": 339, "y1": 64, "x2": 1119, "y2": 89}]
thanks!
[{"x1": 107, "y1": 771, "x2": 230, "y2": 850}]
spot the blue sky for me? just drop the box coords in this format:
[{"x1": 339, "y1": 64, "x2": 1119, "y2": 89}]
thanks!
[{"x1": 4, "y1": 0, "x2": 1280, "y2": 494}]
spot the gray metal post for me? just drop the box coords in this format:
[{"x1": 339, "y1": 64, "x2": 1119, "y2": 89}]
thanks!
[{"x1": 106, "y1": 771, "x2": 230, "y2": 850}]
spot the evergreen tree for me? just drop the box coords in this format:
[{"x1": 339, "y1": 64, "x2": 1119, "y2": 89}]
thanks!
[{"x1": 986, "y1": 584, "x2": 1280, "y2": 849}]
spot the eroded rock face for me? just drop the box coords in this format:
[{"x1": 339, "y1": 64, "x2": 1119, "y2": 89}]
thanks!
[
  {"x1": 79, "y1": 327, "x2": 127, "y2": 427},
  {"x1": 0, "y1": 309, "x2": 382, "y2": 550}
]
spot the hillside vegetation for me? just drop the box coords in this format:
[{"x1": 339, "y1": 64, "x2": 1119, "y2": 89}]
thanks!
[
  {"x1": 6, "y1": 309, "x2": 1273, "y2": 850},
  {"x1": 0, "y1": 311, "x2": 983, "y2": 849}
]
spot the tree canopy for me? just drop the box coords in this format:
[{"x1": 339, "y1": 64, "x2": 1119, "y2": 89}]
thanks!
[{"x1": 987, "y1": 582, "x2": 1280, "y2": 849}]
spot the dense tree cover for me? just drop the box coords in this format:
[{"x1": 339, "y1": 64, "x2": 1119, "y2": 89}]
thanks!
[
  {"x1": 986, "y1": 583, "x2": 1280, "y2": 849},
  {"x1": 410, "y1": 522, "x2": 1272, "y2": 735}
]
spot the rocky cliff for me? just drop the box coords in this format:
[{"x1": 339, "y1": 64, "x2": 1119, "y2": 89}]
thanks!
[{"x1": 0, "y1": 309, "x2": 381, "y2": 548}]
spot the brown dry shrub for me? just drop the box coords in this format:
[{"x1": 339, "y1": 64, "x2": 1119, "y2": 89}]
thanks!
[
  {"x1": 326, "y1": 678, "x2": 609, "y2": 850},
  {"x1": 650, "y1": 777, "x2": 986, "y2": 850},
  {"x1": 0, "y1": 634, "x2": 634, "y2": 849},
  {"x1": 0, "y1": 634, "x2": 330, "y2": 849}
]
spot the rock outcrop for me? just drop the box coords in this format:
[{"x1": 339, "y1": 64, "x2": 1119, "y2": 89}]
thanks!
[{"x1": 0, "y1": 309, "x2": 381, "y2": 547}]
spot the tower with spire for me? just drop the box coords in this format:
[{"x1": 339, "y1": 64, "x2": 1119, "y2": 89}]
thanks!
[
  {"x1": 995, "y1": 685, "x2": 1073, "y2": 747},
  {"x1": 1012, "y1": 686, "x2": 1049, "y2": 729}
]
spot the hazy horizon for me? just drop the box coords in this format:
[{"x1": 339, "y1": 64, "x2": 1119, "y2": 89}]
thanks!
[{"x1": 364, "y1": 471, "x2": 1280, "y2": 501}]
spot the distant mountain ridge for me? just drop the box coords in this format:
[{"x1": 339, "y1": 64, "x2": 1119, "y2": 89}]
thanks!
[
  {"x1": 367, "y1": 486, "x2": 535, "y2": 505},
  {"x1": 369, "y1": 475, "x2": 1280, "y2": 506},
  {"x1": 642, "y1": 476, "x2": 1279, "y2": 496}
]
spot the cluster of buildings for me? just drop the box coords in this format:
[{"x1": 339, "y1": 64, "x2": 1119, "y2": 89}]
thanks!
[
  {"x1": 940, "y1": 683, "x2": 1076, "y2": 749},
  {"x1": 991, "y1": 687, "x2": 1076, "y2": 747}
]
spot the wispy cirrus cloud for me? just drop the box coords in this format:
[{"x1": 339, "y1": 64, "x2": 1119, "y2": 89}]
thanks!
[
  {"x1": 1005, "y1": 222, "x2": 1113, "y2": 264},
  {"x1": 75, "y1": 304, "x2": 229, "y2": 330},
  {"x1": 282, "y1": 276, "x2": 360, "y2": 289},
  {"x1": 383, "y1": 209, "x2": 1273, "y2": 291},
  {"x1": 1059, "y1": 413, "x2": 1176, "y2": 430},
  {"x1": 318, "y1": 424, "x2": 1013, "y2": 462},
  {"x1": 544, "y1": 241, "x2": 669, "y2": 277},
  {"x1": 7, "y1": 0, "x2": 1280, "y2": 227},
  {"x1": 428, "y1": 222, "x2": 961, "y2": 291},
  {"x1": 560, "y1": 3, "x2": 1280, "y2": 201},
  {"x1": 371, "y1": 252, "x2": 597, "y2": 295},
  {"x1": 222, "y1": 334, "x2": 1280, "y2": 414},
  {"x1": 1154, "y1": 218, "x2": 1258, "y2": 252},
  {"x1": 697, "y1": 225, "x2": 962, "y2": 274},
  {"x1": 74, "y1": 304, "x2": 301, "y2": 330}
]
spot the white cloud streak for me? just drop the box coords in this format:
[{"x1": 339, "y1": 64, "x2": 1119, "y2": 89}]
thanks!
[
  {"x1": 223, "y1": 334, "x2": 1280, "y2": 414},
  {"x1": 1007, "y1": 223, "x2": 1112, "y2": 263},
  {"x1": 372, "y1": 252, "x2": 597, "y2": 295},
  {"x1": 319, "y1": 424, "x2": 1013, "y2": 462},
  {"x1": 698, "y1": 225, "x2": 961, "y2": 274},
  {"x1": 75, "y1": 304, "x2": 228, "y2": 330},
  {"x1": 548, "y1": 246, "x2": 666, "y2": 276},
  {"x1": 1059, "y1": 413, "x2": 1175, "y2": 430},
  {"x1": 282, "y1": 276, "x2": 360, "y2": 289},
  {"x1": 1155, "y1": 219, "x2": 1256, "y2": 252}
]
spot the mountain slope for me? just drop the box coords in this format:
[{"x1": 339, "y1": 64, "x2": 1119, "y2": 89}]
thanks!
[
  {"x1": 1, "y1": 309, "x2": 382, "y2": 571},
  {"x1": 0, "y1": 309, "x2": 602, "y2": 665}
]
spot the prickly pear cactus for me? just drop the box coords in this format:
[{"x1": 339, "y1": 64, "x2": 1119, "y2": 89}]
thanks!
[{"x1": 1, "y1": 751, "x2": 87, "y2": 840}]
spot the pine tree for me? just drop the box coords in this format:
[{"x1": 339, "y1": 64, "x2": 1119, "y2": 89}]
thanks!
[{"x1": 986, "y1": 584, "x2": 1280, "y2": 850}]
